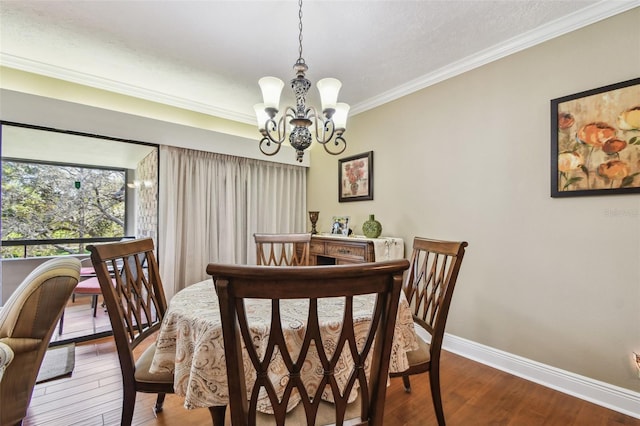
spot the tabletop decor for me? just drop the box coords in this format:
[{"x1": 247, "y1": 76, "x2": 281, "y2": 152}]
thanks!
[
  {"x1": 551, "y1": 77, "x2": 640, "y2": 197},
  {"x1": 308, "y1": 211, "x2": 319, "y2": 234},
  {"x1": 331, "y1": 215, "x2": 350, "y2": 235},
  {"x1": 362, "y1": 214, "x2": 382, "y2": 238},
  {"x1": 339, "y1": 151, "x2": 373, "y2": 202}
]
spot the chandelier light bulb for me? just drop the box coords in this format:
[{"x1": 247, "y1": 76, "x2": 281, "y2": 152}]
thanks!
[
  {"x1": 333, "y1": 103, "x2": 350, "y2": 130},
  {"x1": 316, "y1": 78, "x2": 342, "y2": 112},
  {"x1": 258, "y1": 77, "x2": 284, "y2": 111},
  {"x1": 253, "y1": 103, "x2": 270, "y2": 130}
]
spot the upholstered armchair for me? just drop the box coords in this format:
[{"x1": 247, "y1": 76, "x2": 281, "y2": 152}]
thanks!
[
  {"x1": 0, "y1": 342, "x2": 13, "y2": 383},
  {"x1": 0, "y1": 257, "x2": 80, "y2": 426}
]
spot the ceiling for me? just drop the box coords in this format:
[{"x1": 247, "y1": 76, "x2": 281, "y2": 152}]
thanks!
[{"x1": 2, "y1": 0, "x2": 637, "y2": 128}]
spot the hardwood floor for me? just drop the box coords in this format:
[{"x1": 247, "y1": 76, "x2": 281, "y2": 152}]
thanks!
[
  {"x1": 52, "y1": 294, "x2": 112, "y2": 344},
  {"x1": 24, "y1": 334, "x2": 639, "y2": 426}
]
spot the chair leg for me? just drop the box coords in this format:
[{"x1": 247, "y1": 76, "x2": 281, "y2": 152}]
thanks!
[
  {"x1": 429, "y1": 368, "x2": 446, "y2": 426},
  {"x1": 401, "y1": 374, "x2": 412, "y2": 392},
  {"x1": 209, "y1": 405, "x2": 226, "y2": 426},
  {"x1": 58, "y1": 309, "x2": 65, "y2": 335},
  {"x1": 154, "y1": 393, "x2": 166, "y2": 415},
  {"x1": 92, "y1": 295, "x2": 98, "y2": 317},
  {"x1": 121, "y1": 387, "x2": 136, "y2": 426}
]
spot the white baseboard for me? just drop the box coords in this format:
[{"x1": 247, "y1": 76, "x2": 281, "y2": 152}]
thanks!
[{"x1": 443, "y1": 334, "x2": 640, "y2": 419}]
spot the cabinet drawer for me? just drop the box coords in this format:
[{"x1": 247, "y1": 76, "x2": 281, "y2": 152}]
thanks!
[
  {"x1": 325, "y1": 243, "x2": 366, "y2": 261},
  {"x1": 310, "y1": 241, "x2": 325, "y2": 255}
]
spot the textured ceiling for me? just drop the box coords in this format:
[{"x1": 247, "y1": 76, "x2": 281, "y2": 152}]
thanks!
[{"x1": 0, "y1": 1, "x2": 637, "y2": 125}]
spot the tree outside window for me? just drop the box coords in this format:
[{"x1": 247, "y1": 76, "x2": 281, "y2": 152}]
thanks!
[{"x1": 1, "y1": 160, "x2": 126, "y2": 257}]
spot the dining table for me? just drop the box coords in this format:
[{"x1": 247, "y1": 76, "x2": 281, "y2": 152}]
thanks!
[{"x1": 149, "y1": 278, "x2": 419, "y2": 412}]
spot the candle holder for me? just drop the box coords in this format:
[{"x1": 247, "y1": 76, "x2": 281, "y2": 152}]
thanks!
[{"x1": 308, "y1": 211, "x2": 319, "y2": 234}]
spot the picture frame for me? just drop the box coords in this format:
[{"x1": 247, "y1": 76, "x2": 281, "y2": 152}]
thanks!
[
  {"x1": 330, "y1": 216, "x2": 350, "y2": 236},
  {"x1": 551, "y1": 77, "x2": 640, "y2": 198},
  {"x1": 338, "y1": 151, "x2": 373, "y2": 202}
]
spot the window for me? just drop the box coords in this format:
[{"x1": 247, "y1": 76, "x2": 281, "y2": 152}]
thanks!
[{"x1": 1, "y1": 160, "x2": 126, "y2": 257}]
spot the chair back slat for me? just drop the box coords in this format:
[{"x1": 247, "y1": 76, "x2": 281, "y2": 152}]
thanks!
[
  {"x1": 208, "y1": 260, "x2": 409, "y2": 426},
  {"x1": 88, "y1": 239, "x2": 168, "y2": 377},
  {"x1": 254, "y1": 233, "x2": 311, "y2": 266},
  {"x1": 404, "y1": 238, "x2": 467, "y2": 352}
]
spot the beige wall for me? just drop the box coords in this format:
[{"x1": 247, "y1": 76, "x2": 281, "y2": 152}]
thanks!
[{"x1": 308, "y1": 9, "x2": 640, "y2": 391}]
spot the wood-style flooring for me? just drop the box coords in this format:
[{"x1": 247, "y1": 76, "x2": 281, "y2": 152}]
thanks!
[
  {"x1": 52, "y1": 294, "x2": 112, "y2": 344},
  {"x1": 25, "y1": 304, "x2": 640, "y2": 425}
]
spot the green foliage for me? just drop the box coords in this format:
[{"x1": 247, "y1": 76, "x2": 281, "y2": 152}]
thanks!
[
  {"x1": 621, "y1": 172, "x2": 640, "y2": 188},
  {"x1": 1, "y1": 161, "x2": 126, "y2": 257},
  {"x1": 563, "y1": 176, "x2": 583, "y2": 190}
]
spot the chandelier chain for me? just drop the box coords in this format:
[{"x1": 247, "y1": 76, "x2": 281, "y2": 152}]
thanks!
[{"x1": 297, "y1": 0, "x2": 304, "y2": 62}]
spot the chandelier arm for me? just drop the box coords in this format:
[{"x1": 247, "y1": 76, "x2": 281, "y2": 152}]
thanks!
[
  {"x1": 264, "y1": 115, "x2": 287, "y2": 145},
  {"x1": 307, "y1": 106, "x2": 336, "y2": 144},
  {"x1": 322, "y1": 131, "x2": 347, "y2": 156},
  {"x1": 305, "y1": 106, "x2": 333, "y2": 143},
  {"x1": 259, "y1": 134, "x2": 283, "y2": 156},
  {"x1": 317, "y1": 118, "x2": 336, "y2": 144},
  {"x1": 284, "y1": 106, "x2": 298, "y2": 121},
  {"x1": 305, "y1": 107, "x2": 314, "y2": 119}
]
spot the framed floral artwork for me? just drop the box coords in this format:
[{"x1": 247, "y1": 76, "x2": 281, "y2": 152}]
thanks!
[
  {"x1": 338, "y1": 151, "x2": 373, "y2": 202},
  {"x1": 551, "y1": 77, "x2": 640, "y2": 197}
]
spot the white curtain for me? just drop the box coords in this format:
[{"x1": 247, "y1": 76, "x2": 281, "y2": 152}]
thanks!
[{"x1": 158, "y1": 146, "x2": 306, "y2": 300}]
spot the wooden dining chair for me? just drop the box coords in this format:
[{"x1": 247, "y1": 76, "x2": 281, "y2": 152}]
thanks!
[
  {"x1": 87, "y1": 238, "x2": 174, "y2": 426},
  {"x1": 254, "y1": 232, "x2": 311, "y2": 266},
  {"x1": 389, "y1": 237, "x2": 468, "y2": 426},
  {"x1": 208, "y1": 259, "x2": 409, "y2": 426}
]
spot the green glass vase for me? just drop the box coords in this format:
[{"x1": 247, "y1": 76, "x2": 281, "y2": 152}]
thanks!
[{"x1": 362, "y1": 214, "x2": 382, "y2": 238}]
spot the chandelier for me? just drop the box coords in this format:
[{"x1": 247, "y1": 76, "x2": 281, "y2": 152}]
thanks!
[{"x1": 254, "y1": 0, "x2": 349, "y2": 163}]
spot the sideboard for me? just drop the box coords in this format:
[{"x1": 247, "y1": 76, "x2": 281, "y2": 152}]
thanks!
[{"x1": 307, "y1": 234, "x2": 404, "y2": 265}]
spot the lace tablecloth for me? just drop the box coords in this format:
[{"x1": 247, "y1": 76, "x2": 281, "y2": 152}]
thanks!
[
  {"x1": 150, "y1": 279, "x2": 418, "y2": 411},
  {"x1": 370, "y1": 237, "x2": 404, "y2": 260}
]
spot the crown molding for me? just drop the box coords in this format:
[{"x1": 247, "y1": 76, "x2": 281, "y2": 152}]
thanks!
[
  {"x1": 0, "y1": 53, "x2": 257, "y2": 125},
  {"x1": 351, "y1": 1, "x2": 640, "y2": 115}
]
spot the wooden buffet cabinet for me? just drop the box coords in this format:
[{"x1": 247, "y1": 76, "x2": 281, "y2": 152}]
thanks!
[{"x1": 308, "y1": 235, "x2": 376, "y2": 265}]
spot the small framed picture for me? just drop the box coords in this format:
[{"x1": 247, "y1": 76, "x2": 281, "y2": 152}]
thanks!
[
  {"x1": 338, "y1": 151, "x2": 373, "y2": 202},
  {"x1": 330, "y1": 216, "x2": 350, "y2": 236}
]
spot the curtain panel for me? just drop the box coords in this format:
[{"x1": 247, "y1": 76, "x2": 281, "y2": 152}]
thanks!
[{"x1": 158, "y1": 146, "x2": 307, "y2": 299}]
